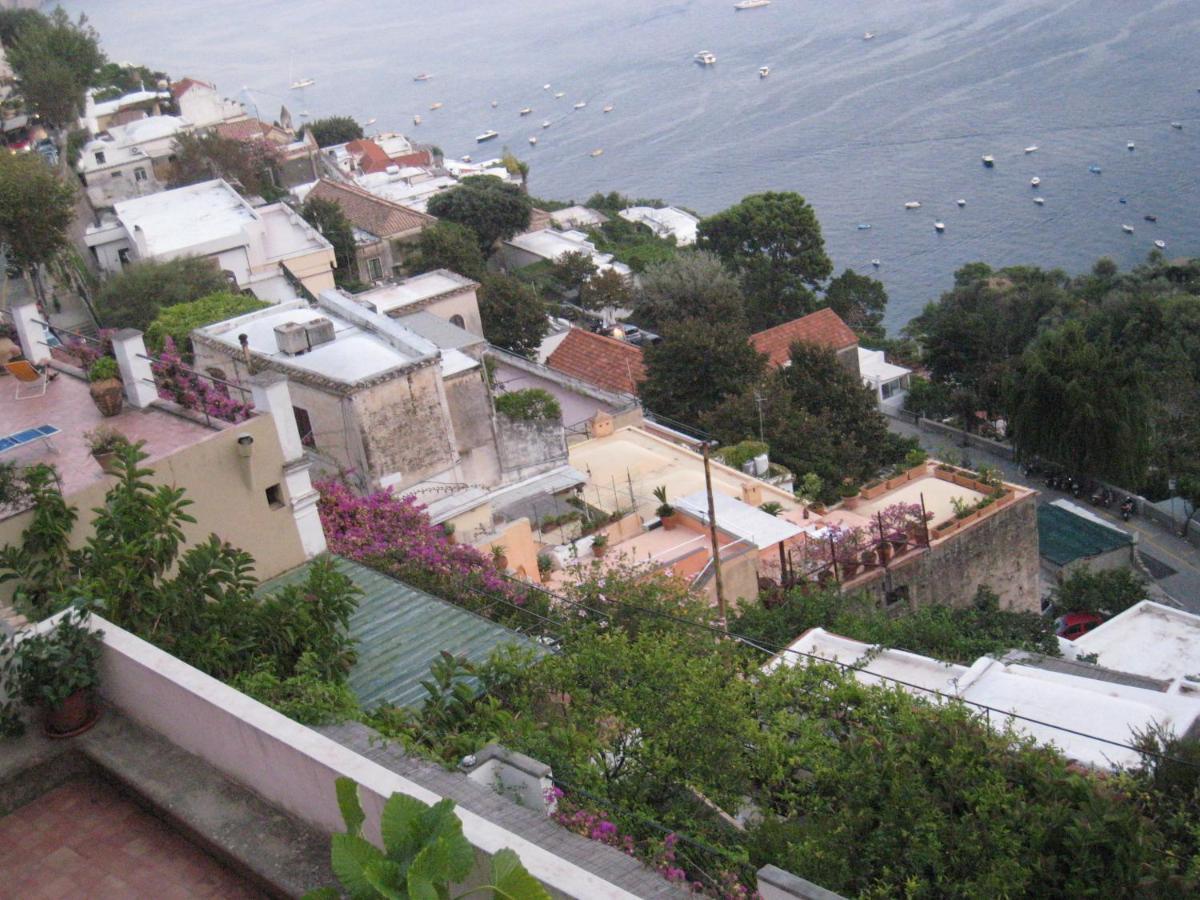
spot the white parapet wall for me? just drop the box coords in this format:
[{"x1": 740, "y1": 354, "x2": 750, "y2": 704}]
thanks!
[{"x1": 59, "y1": 613, "x2": 638, "y2": 899}]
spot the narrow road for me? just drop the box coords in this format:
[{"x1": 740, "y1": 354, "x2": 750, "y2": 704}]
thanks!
[{"x1": 887, "y1": 417, "x2": 1200, "y2": 614}]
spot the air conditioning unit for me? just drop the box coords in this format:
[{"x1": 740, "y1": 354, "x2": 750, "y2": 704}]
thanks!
[
  {"x1": 274, "y1": 321, "x2": 310, "y2": 355},
  {"x1": 304, "y1": 317, "x2": 336, "y2": 348}
]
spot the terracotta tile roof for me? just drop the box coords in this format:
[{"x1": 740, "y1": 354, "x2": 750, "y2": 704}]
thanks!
[
  {"x1": 346, "y1": 139, "x2": 394, "y2": 175},
  {"x1": 170, "y1": 77, "x2": 214, "y2": 100},
  {"x1": 307, "y1": 179, "x2": 435, "y2": 238},
  {"x1": 546, "y1": 328, "x2": 645, "y2": 395},
  {"x1": 213, "y1": 118, "x2": 291, "y2": 144},
  {"x1": 750, "y1": 308, "x2": 858, "y2": 367}
]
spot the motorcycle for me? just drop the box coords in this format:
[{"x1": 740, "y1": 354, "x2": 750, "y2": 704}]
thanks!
[{"x1": 1120, "y1": 497, "x2": 1136, "y2": 521}]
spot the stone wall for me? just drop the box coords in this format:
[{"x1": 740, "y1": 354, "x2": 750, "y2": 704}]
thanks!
[
  {"x1": 496, "y1": 413, "x2": 568, "y2": 479},
  {"x1": 352, "y1": 363, "x2": 457, "y2": 488},
  {"x1": 858, "y1": 493, "x2": 1040, "y2": 613}
]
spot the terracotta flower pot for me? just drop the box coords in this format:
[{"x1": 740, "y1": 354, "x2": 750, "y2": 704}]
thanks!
[
  {"x1": 89, "y1": 379, "x2": 125, "y2": 418},
  {"x1": 660, "y1": 513, "x2": 678, "y2": 531},
  {"x1": 43, "y1": 688, "x2": 100, "y2": 739},
  {"x1": 92, "y1": 451, "x2": 120, "y2": 475}
]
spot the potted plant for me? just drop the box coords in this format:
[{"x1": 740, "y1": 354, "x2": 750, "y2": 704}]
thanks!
[
  {"x1": 536, "y1": 552, "x2": 554, "y2": 579},
  {"x1": 490, "y1": 544, "x2": 508, "y2": 571},
  {"x1": 1, "y1": 608, "x2": 103, "y2": 738},
  {"x1": 84, "y1": 426, "x2": 129, "y2": 474},
  {"x1": 442, "y1": 521, "x2": 456, "y2": 545},
  {"x1": 591, "y1": 532, "x2": 609, "y2": 558},
  {"x1": 88, "y1": 356, "x2": 124, "y2": 417},
  {"x1": 838, "y1": 481, "x2": 861, "y2": 510},
  {"x1": 652, "y1": 485, "x2": 676, "y2": 529},
  {"x1": 759, "y1": 501, "x2": 784, "y2": 517}
]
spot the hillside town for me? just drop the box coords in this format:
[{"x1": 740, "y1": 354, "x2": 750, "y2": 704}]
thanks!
[{"x1": 1, "y1": 9, "x2": 1200, "y2": 899}]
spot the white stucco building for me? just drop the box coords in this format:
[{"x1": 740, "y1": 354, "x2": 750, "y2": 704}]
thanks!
[
  {"x1": 503, "y1": 228, "x2": 632, "y2": 278},
  {"x1": 858, "y1": 347, "x2": 912, "y2": 411},
  {"x1": 76, "y1": 115, "x2": 191, "y2": 208},
  {"x1": 618, "y1": 206, "x2": 700, "y2": 246}
]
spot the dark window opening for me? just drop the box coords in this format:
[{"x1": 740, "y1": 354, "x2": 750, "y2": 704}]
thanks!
[
  {"x1": 449, "y1": 314, "x2": 465, "y2": 329},
  {"x1": 293, "y1": 406, "x2": 315, "y2": 448},
  {"x1": 265, "y1": 483, "x2": 285, "y2": 509}
]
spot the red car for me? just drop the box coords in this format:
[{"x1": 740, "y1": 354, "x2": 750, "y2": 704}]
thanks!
[{"x1": 1055, "y1": 612, "x2": 1103, "y2": 641}]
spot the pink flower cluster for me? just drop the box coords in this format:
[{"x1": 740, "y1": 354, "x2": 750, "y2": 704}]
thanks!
[{"x1": 150, "y1": 337, "x2": 253, "y2": 423}]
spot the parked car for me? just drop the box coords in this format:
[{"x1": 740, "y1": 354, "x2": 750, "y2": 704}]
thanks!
[{"x1": 1055, "y1": 612, "x2": 1104, "y2": 641}]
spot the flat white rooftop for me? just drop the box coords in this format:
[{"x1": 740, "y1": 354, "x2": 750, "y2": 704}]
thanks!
[
  {"x1": 1072, "y1": 601, "x2": 1200, "y2": 685},
  {"x1": 858, "y1": 347, "x2": 912, "y2": 383},
  {"x1": 113, "y1": 179, "x2": 256, "y2": 257},
  {"x1": 508, "y1": 229, "x2": 632, "y2": 276},
  {"x1": 618, "y1": 206, "x2": 699, "y2": 246},
  {"x1": 355, "y1": 270, "x2": 475, "y2": 315},
  {"x1": 79, "y1": 115, "x2": 189, "y2": 172}
]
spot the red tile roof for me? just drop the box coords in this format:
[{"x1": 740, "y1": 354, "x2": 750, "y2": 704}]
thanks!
[
  {"x1": 170, "y1": 77, "x2": 214, "y2": 100},
  {"x1": 750, "y1": 308, "x2": 858, "y2": 367},
  {"x1": 307, "y1": 179, "x2": 435, "y2": 238},
  {"x1": 213, "y1": 118, "x2": 291, "y2": 145},
  {"x1": 546, "y1": 328, "x2": 645, "y2": 395},
  {"x1": 346, "y1": 139, "x2": 394, "y2": 175}
]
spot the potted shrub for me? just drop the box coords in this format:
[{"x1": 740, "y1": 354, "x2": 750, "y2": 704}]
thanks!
[
  {"x1": 84, "y1": 426, "x2": 129, "y2": 475},
  {"x1": 2, "y1": 608, "x2": 103, "y2": 738},
  {"x1": 795, "y1": 472, "x2": 824, "y2": 519},
  {"x1": 591, "y1": 532, "x2": 609, "y2": 558},
  {"x1": 652, "y1": 485, "x2": 677, "y2": 529},
  {"x1": 442, "y1": 521, "x2": 456, "y2": 545},
  {"x1": 490, "y1": 544, "x2": 508, "y2": 571},
  {"x1": 838, "y1": 481, "x2": 861, "y2": 510},
  {"x1": 88, "y1": 356, "x2": 124, "y2": 417},
  {"x1": 536, "y1": 552, "x2": 554, "y2": 579}
]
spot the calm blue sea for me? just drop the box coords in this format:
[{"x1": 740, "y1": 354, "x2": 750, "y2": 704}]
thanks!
[{"x1": 60, "y1": 0, "x2": 1200, "y2": 330}]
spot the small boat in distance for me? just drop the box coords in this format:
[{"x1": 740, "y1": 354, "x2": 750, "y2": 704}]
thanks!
[
  {"x1": 1031, "y1": 177, "x2": 1041, "y2": 187},
  {"x1": 1155, "y1": 239, "x2": 1167, "y2": 248},
  {"x1": 1122, "y1": 225, "x2": 1134, "y2": 234},
  {"x1": 364, "y1": 117, "x2": 377, "y2": 126},
  {"x1": 412, "y1": 114, "x2": 421, "y2": 125},
  {"x1": 871, "y1": 259, "x2": 881, "y2": 267},
  {"x1": 904, "y1": 201, "x2": 921, "y2": 209},
  {"x1": 476, "y1": 130, "x2": 499, "y2": 142},
  {"x1": 695, "y1": 51, "x2": 717, "y2": 65},
  {"x1": 541, "y1": 120, "x2": 551, "y2": 128},
  {"x1": 982, "y1": 155, "x2": 995, "y2": 167},
  {"x1": 857, "y1": 223, "x2": 871, "y2": 230},
  {"x1": 1127, "y1": 141, "x2": 1136, "y2": 150},
  {"x1": 734, "y1": 0, "x2": 770, "y2": 9},
  {"x1": 590, "y1": 149, "x2": 604, "y2": 157},
  {"x1": 934, "y1": 222, "x2": 945, "y2": 232},
  {"x1": 1033, "y1": 197, "x2": 1045, "y2": 205},
  {"x1": 1025, "y1": 145, "x2": 1038, "y2": 154},
  {"x1": 574, "y1": 101, "x2": 587, "y2": 109},
  {"x1": 413, "y1": 74, "x2": 431, "y2": 82},
  {"x1": 1119, "y1": 197, "x2": 1127, "y2": 204},
  {"x1": 529, "y1": 136, "x2": 537, "y2": 145},
  {"x1": 1089, "y1": 165, "x2": 1102, "y2": 174},
  {"x1": 759, "y1": 66, "x2": 770, "y2": 78},
  {"x1": 863, "y1": 32, "x2": 876, "y2": 40},
  {"x1": 543, "y1": 84, "x2": 550, "y2": 90},
  {"x1": 490, "y1": 100, "x2": 498, "y2": 108},
  {"x1": 603, "y1": 104, "x2": 614, "y2": 113},
  {"x1": 519, "y1": 107, "x2": 532, "y2": 116},
  {"x1": 1144, "y1": 214, "x2": 1158, "y2": 222},
  {"x1": 956, "y1": 199, "x2": 967, "y2": 207},
  {"x1": 429, "y1": 102, "x2": 443, "y2": 110},
  {"x1": 460, "y1": 155, "x2": 471, "y2": 163},
  {"x1": 554, "y1": 91, "x2": 565, "y2": 99},
  {"x1": 289, "y1": 77, "x2": 315, "y2": 90},
  {"x1": 1171, "y1": 121, "x2": 1183, "y2": 130}
]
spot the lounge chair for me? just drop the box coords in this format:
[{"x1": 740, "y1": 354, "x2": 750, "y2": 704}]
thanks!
[
  {"x1": 4, "y1": 359, "x2": 51, "y2": 399},
  {"x1": 0, "y1": 425, "x2": 60, "y2": 456}
]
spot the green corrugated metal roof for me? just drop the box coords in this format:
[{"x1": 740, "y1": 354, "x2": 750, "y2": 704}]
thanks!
[
  {"x1": 1037, "y1": 504, "x2": 1132, "y2": 567},
  {"x1": 258, "y1": 556, "x2": 545, "y2": 710}
]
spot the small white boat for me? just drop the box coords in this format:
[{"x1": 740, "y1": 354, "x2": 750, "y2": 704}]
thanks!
[
  {"x1": 695, "y1": 51, "x2": 717, "y2": 65},
  {"x1": 1122, "y1": 224, "x2": 1134, "y2": 234},
  {"x1": 759, "y1": 66, "x2": 770, "y2": 78},
  {"x1": 603, "y1": 104, "x2": 614, "y2": 113},
  {"x1": 413, "y1": 74, "x2": 432, "y2": 82},
  {"x1": 554, "y1": 91, "x2": 565, "y2": 99},
  {"x1": 529, "y1": 136, "x2": 538, "y2": 145},
  {"x1": 413, "y1": 114, "x2": 422, "y2": 125},
  {"x1": 364, "y1": 117, "x2": 377, "y2": 126},
  {"x1": 1155, "y1": 239, "x2": 1167, "y2": 249},
  {"x1": 904, "y1": 201, "x2": 921, "y2": 209},
  {"x1": 982, "y1": 155, "x2": 995, "y2": 167},
  {"x1": 1089, "y1": 165, "x2": 1102, "y2": 174},
  {"x1": 734, "y1": 0, "x2": 770, "y2": 9},
  {"x1": 1030, "y1": 177, "x2": 1040, "y2": 187},
  {"x1": 429, "y1": 102, "x2": 443, "y2": 111},
  {"x1": 519, "y1": 107, "x2": 532, "y2": 116},
  {"x1": 1171, "y1": 121, "x2": 1183, "y2": 130},
  {"x1": 857, "y1": 223, "x2": 871, "y2": 230},
  {"x1": 299, "y1": 110, "x2": 310, "y2": 118},
  {"x1": 1033, "y1": 197, "x2": 1045, "y2": 205},
  {"x1": 541, "y1": 119, "x2": 551, "y2": 128},
  {"x1": 574, "y1": 101, "x2": 587, "y2": 109},
  {"x1": 863, "y1": 32, "x2": 875, "y2": 40},
  {"x1": 934, "y1": 221, "x2": 945, "y2": 232},
  {"x1": 461, "y1": 155, "x2": 472, "y2": 162},
  {"x1": 476, "y1": 130, "x2": 499, "y2": 142},
  {"x1": 1024, "y1": 145, "x2": 1038, "y2": 154},
  {"x1": 289, "y1": 77, "x2": 315, "y2": 90},
  {"x1": 590, "y1": 148, "x2": 603, "y2": 157},
  {"x1": 956, "y1": 198, "x2": 967, "y2": 207},
  {"x1": 490, "y1": 100, "x2": 498, "y2": 108},
  {"x1": 543, "y1": 83, "x2": 551, "y2": 90},
  {"x1": 1127, "y1": 141, "x2": 1135, "y2": 150},
  {"x1": 871, "y1": 258, "x2": 881, "y2": 267}
]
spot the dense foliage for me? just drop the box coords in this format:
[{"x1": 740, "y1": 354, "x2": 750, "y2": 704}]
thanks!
[
  {"x1": 426, "y1": 175, "x2": 532, "y2": 251},
  {"x1": 494, "y1": 388, "x2": 561, "y2": 422},
  {"x1": 299, "y1": 195, "x2": 358, "y2": 288},
  {"x1": 301, "y1": 115, "x2": 363, "y2": 148},
  {"x1": 145, "y1": 291, "x2": 269, "y2": 352},
  {"x1": 96, "y1": 256, "x2": 231, "y2": 332},
  {"x1": 634, "y1": 250, "x2": 748, "y2": 332},
  {"x1": 406, "y1": 220, "x2": 486, "y2": 282},
  {"x1": 824, "y1": 268, "x2": 889, "y2": 343},
  {"x1": 0, "y1": 152, "x2": 76, "y2": 290},
  {"x1": 7, "y1": 8, "x2": 104, "y2": 127},
  {"x1": 477, "y1": 273, "x2": 548, "y2": 358},
  {"x1": 168, "y1": 131, "x2": 285, "y2": 201},
  {"x1": 1047, "y1": 567, "x2": 1148, "y2": 620}
]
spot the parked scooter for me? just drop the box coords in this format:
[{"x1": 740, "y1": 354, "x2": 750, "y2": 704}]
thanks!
[{"x1": 1120, "y1": 496, "x2": 1136, "y2": 521}]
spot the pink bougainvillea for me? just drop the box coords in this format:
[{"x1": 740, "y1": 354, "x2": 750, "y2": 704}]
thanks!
[{"x1": 151, "y1": 337, "x2": 254, "y2": 423}]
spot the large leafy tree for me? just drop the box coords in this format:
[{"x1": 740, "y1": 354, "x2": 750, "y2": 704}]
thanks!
[
  {"x1": 168, "y1": 132, "x2": 284, "y2": 201},
  {"x1": 300, "y1": 196, "x2": 358, "y2": 288},
  {"x1": 1007, "y1": 320, "x2": 1150, "y2": 483},
  {"x1": 697, "y1": 192, "x2": 832, "y2": 331},
  {"x1": 551, "y1": 250, "x2": 597, "y2": 297},
  {"x1": 95, "y1": 256, "x2": 231, "y2": 331},
  {"x1": 426, "y1": 175, "x2": 531, "y2": 251},
  {"x1": 7, "y1": 8, "x2": 104, "y2": 128},
  {"x1": 478, "y1": 273, "x2": 547, "y2": 358},
  {"x1": 407, "y1": 221, "x2": 486, "y2": 282},
  {"x1": 301, "y1": 115, "x2": 363, "y2": 148},
  {"x1": 634, "y1": 250, "x2": 747, "y2": 332},
  {"x1": 0, "y1": 9, "x2": 43, "y2": 48},
  {"x1": 0, "y1": 152, "x2": 75, "y2": 298},
  {"x1": 639, "y1": 317, "x2": 765, "y2": 424},
  {"x1": 824, "y1": 268, "x2": 888, "y2": 342},
  {"x1": 579, "y1": 268, "x2": 631, "y2": 313}
]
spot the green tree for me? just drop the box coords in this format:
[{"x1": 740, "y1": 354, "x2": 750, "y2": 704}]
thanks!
[
  {"x1": 1008, "y1": 320, "x2": 1150, "y2": 483},
  {"x1": 301, "y1": 115, "x2": 363, "y2": 148},
  {"x1": 697, "y1": 192, "x2": 832, "y2": 331},
  {"x1": 0, "y1": 152, "x2": 75, "y2": 300},
  {"x1": 579, "y1": 268, "x2": 631, "y2": 313},
  {"x1": 300, "y1": 196, "x2": 358, "y2": 288},
  {"x1": 634, "y1": 251, "x2": 747, "y2": 332},
  {"x1": 501, "y1": 150, "x2": 530, "y2": 191},
  {"x1": 96, "y1": 256, "x2": 231, "y2": 331},
  {"x1": 0, "y1": 8, "x2": 44, "y2": 48},
  {"x1": 1048, "y1": 568, "x2": 1147, "y2": 619},
  {"x1": 168, "y1": 132, "x2": 284, "y2": 200},
  {"x1": 7, "y1": 8, "x2": 104, "y2": 128},
  {"x1": 478, "y1": 274, "x2": 547, "y2": 358},
  {"x1": 550, "y1": 250, "x2": 597, "y2": 296},
  {"x1": 146, "y1": 291, "x2": 270, "y2": 353},
  {"x1": 407, "y1": 221, "x2": 486, "y2": 282},
  {"x1": 824, "y1": 268, "x2": 888, "y2": 342},
  {"x1": 639, "y1": 318, "x2": 766, "y2": 424},
  {"x1": 426, "y1": 176, "x2": 531, "y2": 251}
]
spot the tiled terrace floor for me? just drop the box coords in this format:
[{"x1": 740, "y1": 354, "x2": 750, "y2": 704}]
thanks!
[{"x1": 0, "y1": 776, "x2": 264, "y2": 899}]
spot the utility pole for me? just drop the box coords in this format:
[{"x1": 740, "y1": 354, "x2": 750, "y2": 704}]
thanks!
[
  {"x1": 703, "y1": 441, "x2": 728, "y2": 629},
  {"x1": 754, "y1": 392, "x2": 765, "y2": 444}
]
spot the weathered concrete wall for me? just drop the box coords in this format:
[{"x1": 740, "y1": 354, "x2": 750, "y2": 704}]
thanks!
[
  {"x1": 496, "y1": 413, "x2": 568, "y2": 479},
  {"x1": 352, "y1": 363, "x2": 457, "y2": 489},
  {"x1": 445, "y1": 369, "x2": 501, "y2": 488},
  {"x1": 859, "y1": 494, "x2": 1041, "y2": 613},
  {"x1": 427, "y1": 292, "x2": 484, "y2": 338}
]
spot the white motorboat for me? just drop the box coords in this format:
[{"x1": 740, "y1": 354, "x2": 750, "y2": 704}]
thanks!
[
  {"x1": 543, "y1": 83, "x2": 551, "y2": 90},
  {"x1": 863, "y1": 32, "x2": 875, "y2": 40},
  {"x1": 1127, "y1": 141, "x2": 1136, "y2": 150},
  {"x1": 904, "y1": 201, "x2": 921, "y2": 209},
  {"x1": 413, "y1": 114, "x2": 422, "y2": 125},
  {"x1": 734, "y1": 0, "x2": 770, "y2": 9},
  {"x1": 1089, "y1": 165, "x2": 1102, "y2": 174},
  {"x1": 490, "y1": 100, "x2": 498, "y2": 108},
  {"x1": 934, "y1": 222, "x2": 945, "y2": 232},
  {"x1": 1171, "y1": 122, "x2": 1183, "y2": 130},
  {"x1": 1155, "y1": 239, "x2": 1167, "y2": 249},
  {"x1": 413, "y1": 74, "x2": 431, "y2": 82},
  {"x1": 956, "y1": 199, "x2": 967, "y2": 207},
  {"x1": 1033, "y1": 197, "x2": 1045, "y2": 205},
  {"x1": 529, "y1": 136, "x2": 538, "y2": 145},
  {"x1": 871, "y1": 258, "x2": 881, "y2": 267},
  {"x1": 1122, "y1": 224, "x2": 1134, "y2": 234},
  {"x1": 461, "y1": 155, "x2": 472, "y2": 162},
  {"x1": 519, "y1": 107, "x2": 532, "y2": 116},
  {"x1": 695, "y1": 51, "x2": 717, "y2": 65},
  {"x1": 554, "y1": 91, "x2": 565, "y2": 99},
  {"x1": 759, "y1": 66, "x2": 770, "y2": 78},
  {"x1": 541, "y1": 119, "x2": 551, "y2": 128},
  {"x1": 590, "y1": 148, "x2": 604, "y2": 157},
  {"x1": 429, "y1": 102, "x2": 443, "y2": 110},
  {"x1": 574, "y1": 101, "x2": 587, "y2": 109},
  {"x1": 364, "y1": 117, "x2": 377, "y2": 126},
  {"x1": 982, "y1": 155, "x2": 995, "y2": 167},
  {"x1": 290, "y1": 77, "x2": 315, "y2": 90},
  {"x1": 857, "y1": 223, "x2": 871, "y2": 230},
  {"x1": 1030, "y1": 177, "x2": 1040, "y2": 187},
  {"x1": 476, "y1": 130, "x2": 499, "y2": 142},
  {"x1": 603, "y1": 104, "x2": 614, "y2": 113},
  {"x1": 1024, "y1": 145, "x2": 1038, "y2": 154}
]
